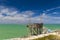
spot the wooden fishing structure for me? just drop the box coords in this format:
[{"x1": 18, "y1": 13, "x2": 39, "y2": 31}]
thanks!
[
  {"x1": 27, "y1": 13, "x2": 44, "y2": 36},
  {"x1": 27, "y1": 23, "x2": 43, "y2": 35}
]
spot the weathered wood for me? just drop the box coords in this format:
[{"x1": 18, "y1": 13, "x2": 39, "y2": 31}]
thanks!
[{"x1": 27, "y1": 23, "x2": 43, "y2": 35}]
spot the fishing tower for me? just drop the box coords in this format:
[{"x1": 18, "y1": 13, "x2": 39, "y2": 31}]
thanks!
[{"x1": 27, "y1": 13, "x2": 43, "y2": 36}]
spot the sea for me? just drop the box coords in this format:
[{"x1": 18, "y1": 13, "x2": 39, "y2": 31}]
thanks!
[{"x1": 0, "y1": 24, "x2": 60, "y2": 40}]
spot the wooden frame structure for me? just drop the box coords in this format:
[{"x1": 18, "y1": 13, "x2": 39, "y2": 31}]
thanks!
[
  {"x1": 27, "y1": 12, "x2": 43, "y2": 36},
  {"x1": 27, "y1": 23, "x2": 43, "y2": 35}
]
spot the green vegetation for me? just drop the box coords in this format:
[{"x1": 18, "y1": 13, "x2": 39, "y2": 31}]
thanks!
[{"x1": 33, "y1": 35, "x2": 60, "y2": 40}]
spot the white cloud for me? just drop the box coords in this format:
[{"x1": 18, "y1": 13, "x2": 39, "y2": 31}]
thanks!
[
  {"x1": 0, "y1": 6, "x2": 36, "y2": 24},
  {"x1": 46, "y1": 6, "x2": 60, "y2": 12},
  {"x1": 52, "y1": 12, "x2": 58, "y2": 14},
  {"x1": 43, "y1": 14, "x2": 60, "y2": 24},
  {"x1": 42, "y1": 6, "x2": 60, "y2": 24},
  {"x1": 0, "y1": 6, "x2": 60, "y2": 24}
]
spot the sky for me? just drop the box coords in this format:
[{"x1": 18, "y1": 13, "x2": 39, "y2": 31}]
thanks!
[{"x1": 0, "y1": 0, "x2": 60, "y2": 24}]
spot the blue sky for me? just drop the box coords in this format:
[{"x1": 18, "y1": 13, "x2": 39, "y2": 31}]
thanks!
[
  {"x1": 0, "y1": 0, "x2": 60, "y2": 11},
  {"x1": 0, "y1": 0, "x2": 60, "y2": 24}
]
